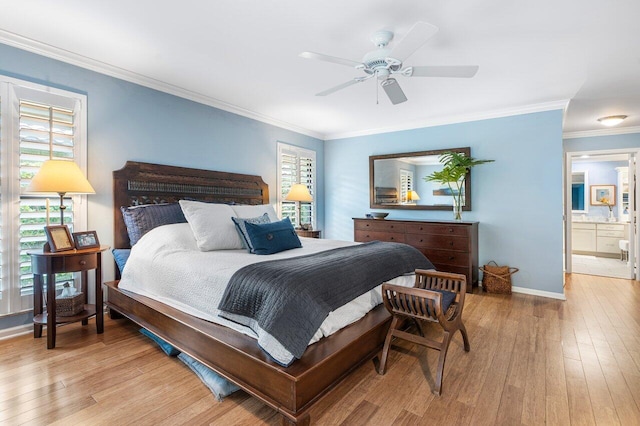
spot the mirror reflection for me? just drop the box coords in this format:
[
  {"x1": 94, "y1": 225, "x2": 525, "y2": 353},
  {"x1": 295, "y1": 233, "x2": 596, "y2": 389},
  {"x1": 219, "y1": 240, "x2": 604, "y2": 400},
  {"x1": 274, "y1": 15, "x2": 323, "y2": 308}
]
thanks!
[
  {"x1": 369, "y1": 147, "x2": 471, "y2": 211},
  {"x1": 571, "y1": 171, "x2": 587, "y2": 212}
]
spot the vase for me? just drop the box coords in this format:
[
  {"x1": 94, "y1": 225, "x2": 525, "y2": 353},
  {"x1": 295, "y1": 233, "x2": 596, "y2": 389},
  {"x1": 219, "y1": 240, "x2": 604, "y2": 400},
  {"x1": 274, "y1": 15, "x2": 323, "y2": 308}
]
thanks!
[{"x1": 453, "y1": 197, "x2": 463, "y2": 221}]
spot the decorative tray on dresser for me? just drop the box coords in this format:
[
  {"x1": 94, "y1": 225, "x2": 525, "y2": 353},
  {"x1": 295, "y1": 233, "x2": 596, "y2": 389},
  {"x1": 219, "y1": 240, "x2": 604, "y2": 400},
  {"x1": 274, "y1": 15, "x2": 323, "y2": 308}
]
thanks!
[{"x1": 353, "y1": 218, "x2": 479, "y2": 292}]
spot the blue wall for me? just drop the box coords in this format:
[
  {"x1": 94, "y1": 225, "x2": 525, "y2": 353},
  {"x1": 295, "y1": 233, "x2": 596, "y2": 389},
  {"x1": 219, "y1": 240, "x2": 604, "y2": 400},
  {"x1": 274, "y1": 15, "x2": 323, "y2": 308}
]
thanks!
[
  {"x1": 572, "y1": 160, "x2": 627, "y2": 220},
  {"x1": 325, "y1": 110, "x2": 565, "y2": 295},
  {"x1": 0, "y1": 42, "x2": 324, "y2": 280}
]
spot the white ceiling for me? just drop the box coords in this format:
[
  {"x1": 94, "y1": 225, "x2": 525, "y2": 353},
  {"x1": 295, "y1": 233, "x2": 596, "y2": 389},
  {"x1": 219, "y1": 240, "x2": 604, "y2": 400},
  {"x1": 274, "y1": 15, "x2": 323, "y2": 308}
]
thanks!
[{"x1": 1, "y1": 0, "x2": 639, "y2": 140}]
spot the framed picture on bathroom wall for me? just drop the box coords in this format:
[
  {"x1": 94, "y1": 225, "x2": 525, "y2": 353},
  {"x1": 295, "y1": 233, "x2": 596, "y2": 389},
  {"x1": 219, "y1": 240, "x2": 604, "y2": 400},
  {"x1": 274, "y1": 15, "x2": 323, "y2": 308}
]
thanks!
[{"x1": 590, "y1": 184, "x2": 616, "y2": 206}]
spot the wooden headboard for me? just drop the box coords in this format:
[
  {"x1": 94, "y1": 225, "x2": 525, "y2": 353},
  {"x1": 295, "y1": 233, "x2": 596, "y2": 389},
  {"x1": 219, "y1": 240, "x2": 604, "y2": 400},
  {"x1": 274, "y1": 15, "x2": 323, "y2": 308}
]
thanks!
[{"x1": 113, "y1": 161, "x2": 269, "y2": 249}]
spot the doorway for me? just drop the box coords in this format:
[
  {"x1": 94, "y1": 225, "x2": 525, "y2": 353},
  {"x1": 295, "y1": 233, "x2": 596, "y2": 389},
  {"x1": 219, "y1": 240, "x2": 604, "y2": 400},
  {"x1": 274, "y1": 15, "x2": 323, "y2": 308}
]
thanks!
[{"x1": 565, "y1": 150, "x2": 636, "y2": 279}]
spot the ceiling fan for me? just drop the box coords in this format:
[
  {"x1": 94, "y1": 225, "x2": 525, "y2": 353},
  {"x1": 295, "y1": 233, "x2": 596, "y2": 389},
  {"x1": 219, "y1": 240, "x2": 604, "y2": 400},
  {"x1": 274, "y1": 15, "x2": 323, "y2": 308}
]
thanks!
[{"x1": 300, "y1": 22, "x2": 479, "y2": 105}]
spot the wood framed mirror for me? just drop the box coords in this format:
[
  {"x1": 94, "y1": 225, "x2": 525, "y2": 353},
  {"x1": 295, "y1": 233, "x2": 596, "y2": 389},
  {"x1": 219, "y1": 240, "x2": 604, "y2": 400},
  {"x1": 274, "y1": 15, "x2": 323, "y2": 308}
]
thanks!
[{"x1": 369, "y1": 147, "x2": 472, "y2": 210}]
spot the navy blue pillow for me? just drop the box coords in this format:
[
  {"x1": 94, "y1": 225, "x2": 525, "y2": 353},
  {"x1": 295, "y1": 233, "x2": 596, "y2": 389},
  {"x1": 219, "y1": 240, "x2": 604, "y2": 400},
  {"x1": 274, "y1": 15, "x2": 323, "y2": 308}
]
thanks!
[
  {"x1": 139, "y1": 328, "x2": 180, "y2": 356},
  {"x1": 112, "y1": 249, "x2": 131, "y2": 274},
  {"x1": 231, "y1": 213, "x2": 271, "y2": 253},
  {"x1": 243, "y1": 218, "x2": 302, "y2": 255},
  {"x1": 121, "y1": 203, "x2": 186, "y2": 246}
]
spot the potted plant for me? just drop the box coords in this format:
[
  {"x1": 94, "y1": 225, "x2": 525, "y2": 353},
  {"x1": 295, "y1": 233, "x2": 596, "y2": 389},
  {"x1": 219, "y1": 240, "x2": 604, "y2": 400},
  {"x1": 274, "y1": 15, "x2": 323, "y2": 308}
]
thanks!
[{"x1": 424, "y1": 151, "x2": 493, "y2": 220}]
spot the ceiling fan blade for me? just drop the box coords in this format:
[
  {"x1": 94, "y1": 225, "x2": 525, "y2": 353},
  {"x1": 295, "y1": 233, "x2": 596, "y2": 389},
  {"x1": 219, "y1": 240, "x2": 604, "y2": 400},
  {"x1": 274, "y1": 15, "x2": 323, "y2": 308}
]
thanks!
[
  {"x1": 408, "y1": 65, "x2": 479, "y2": 78},
  {"x1": 316, "y1": 79, "x2": 361, "y2": 96},
  {"x1": 381, "y1": 78, "x2": 408, "y2": 105},
  {"x1": 299, "y1": 51, "x2": 361, "y2": 68},
  {"x1": 389, "y1": 22, "x2": 439, "y2": 62}
]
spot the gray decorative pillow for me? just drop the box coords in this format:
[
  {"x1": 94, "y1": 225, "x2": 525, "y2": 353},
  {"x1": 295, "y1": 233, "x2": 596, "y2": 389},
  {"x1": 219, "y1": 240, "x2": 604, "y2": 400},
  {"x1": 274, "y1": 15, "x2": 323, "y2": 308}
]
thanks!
[
  {"x1": 231, "y1": 213, "x2": 271, "y2": 253},
  {"x1": 121, "y1": 203, "x2": 186, "y2": 246}
]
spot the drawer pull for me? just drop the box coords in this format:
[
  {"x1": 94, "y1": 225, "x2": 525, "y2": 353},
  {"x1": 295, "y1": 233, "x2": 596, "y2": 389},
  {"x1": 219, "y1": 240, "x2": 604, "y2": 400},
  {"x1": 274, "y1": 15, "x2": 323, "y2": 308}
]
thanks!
[
  {"x1": 79, "y1": 260, "x2": 87, "y2": 266},
  {"x1": 448, "y1": 228, "x2": 454, "y2": 233},
  {"x1": 419, "y1": 239, "x2": 424, "y2": 242},
  {"x1": 449, "y1": 256, "x2": 455, "y2": 260},
  {"x1": 390, "y1": 237, "x2": 395, "y2": 240},
  {"x1": 449, "y1": 241, "x2": 454, "y2": 246}
]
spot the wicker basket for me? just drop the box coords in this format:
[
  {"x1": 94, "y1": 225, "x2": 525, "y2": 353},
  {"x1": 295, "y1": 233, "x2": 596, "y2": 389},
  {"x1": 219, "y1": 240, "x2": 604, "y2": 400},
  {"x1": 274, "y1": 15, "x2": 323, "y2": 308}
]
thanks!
[
  {"x1": 56, "y1": 291, "x2": 85, "y2": 317},
  {"x1": 480, "y1": 261, "x2": 518, "y2": 294}
]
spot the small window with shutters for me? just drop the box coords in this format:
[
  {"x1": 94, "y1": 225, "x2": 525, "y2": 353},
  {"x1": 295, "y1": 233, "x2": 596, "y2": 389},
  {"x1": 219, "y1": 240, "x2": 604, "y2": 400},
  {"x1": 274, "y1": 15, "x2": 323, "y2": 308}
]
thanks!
[
  {"x1": 0, "y1": 77, "x2": 87, "y2": 316},
  {"x1": 277, "y1": 143, "x2": 316, "y2": 229},
  {"x1": 400, "y1": 169, "x2": 414, "y2": 203}
]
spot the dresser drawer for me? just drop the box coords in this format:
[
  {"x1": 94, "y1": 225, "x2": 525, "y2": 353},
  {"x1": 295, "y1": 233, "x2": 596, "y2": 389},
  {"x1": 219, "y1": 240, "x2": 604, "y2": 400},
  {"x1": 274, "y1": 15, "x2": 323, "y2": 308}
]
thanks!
[
  {"x1": 406, "y1": 223, "x2": 469, "y2": 237},
  {"x1": 596, "y1": 236, "x2": 622, "y2": 254},
  {"x1": 405, "y1": 233, "x2": 469, "y2": 252},
  {"x1": 573, "y1": 222, "x2": 596, "y2": 230},
  {"x1": 421, "y1": 249, "x2": 470, "y2": 267},
  {"x1": 354, "y1": 220, "x2": 406, "y2": 233},
  {"x1": 597, "y1": 223, "x2": 624, "y2": 231},
  {"x1": 597, "y1": 230, "x2": 624, "y2": 238},
  {"x1": 354, "y1": 230, "x2": 406, "y2": 244},
  {"x1": 34, "y1": 252, "x2": 98, "y2": 274}
]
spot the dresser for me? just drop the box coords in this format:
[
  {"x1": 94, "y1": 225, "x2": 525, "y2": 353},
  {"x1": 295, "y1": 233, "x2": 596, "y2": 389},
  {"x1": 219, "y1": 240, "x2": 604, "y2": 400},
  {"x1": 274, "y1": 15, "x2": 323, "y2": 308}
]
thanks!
[{"x1": 353, "y1": 218, "x2": 479, "y2": 292}]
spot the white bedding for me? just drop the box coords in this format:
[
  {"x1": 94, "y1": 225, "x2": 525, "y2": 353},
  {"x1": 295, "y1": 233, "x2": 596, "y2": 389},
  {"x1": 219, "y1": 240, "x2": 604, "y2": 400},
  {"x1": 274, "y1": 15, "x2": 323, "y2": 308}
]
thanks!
[{"x1": 119, "y1": 223, "x2": 415, "y2": 365}]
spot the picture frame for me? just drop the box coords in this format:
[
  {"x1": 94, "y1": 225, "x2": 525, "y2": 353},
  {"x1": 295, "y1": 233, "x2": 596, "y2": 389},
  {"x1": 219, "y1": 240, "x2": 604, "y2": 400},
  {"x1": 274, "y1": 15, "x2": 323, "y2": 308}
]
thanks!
[
  {"x1": 590, "y1": 184, "x2": 616, "y2": 206},
  {"x1": 44, "y1": 225, "x2": 75, "y2": 252},
  {"x1": 72, "y1": 230, "x2": 100, "y2": 249}
]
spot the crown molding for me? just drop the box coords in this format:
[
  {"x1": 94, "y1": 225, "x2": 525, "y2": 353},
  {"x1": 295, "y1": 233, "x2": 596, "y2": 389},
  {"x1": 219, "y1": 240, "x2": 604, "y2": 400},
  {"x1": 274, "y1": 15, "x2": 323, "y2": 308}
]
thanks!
[
  {"x1": 0, "y1": 30, "x2": 325, "y2": 140},
  {"x1": 563, "y1": 126, "x2": 640, "y2": 140},
  {"x1": 324, "y1": 99, "x2": 569, "y2": 140}
]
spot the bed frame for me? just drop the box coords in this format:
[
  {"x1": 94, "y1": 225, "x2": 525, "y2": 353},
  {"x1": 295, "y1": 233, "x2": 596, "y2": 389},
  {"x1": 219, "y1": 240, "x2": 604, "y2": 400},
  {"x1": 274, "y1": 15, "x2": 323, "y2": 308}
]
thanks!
[{"x1": 105, "y1": 161, "x2": 392, "y2": 425}]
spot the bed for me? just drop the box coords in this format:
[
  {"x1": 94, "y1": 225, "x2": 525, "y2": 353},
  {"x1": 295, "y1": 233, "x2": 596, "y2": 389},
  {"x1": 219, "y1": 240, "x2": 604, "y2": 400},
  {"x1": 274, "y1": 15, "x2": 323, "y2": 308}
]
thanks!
[{"x1": 105, "y1": 161, "x2": 420, "y2": 425}]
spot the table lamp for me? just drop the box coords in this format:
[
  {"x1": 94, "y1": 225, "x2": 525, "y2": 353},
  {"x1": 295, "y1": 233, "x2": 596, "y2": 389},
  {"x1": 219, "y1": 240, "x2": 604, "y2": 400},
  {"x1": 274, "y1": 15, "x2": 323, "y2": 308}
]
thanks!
[
  {"x1": 407, "y1": 190, "x2": 420, "y2": 202},
  {"x1": 26, "y1": 159, "x2": 95, "y2": 225},
  {"x1": 285, "y1": 183, "x2": 313, "y2": 229}
]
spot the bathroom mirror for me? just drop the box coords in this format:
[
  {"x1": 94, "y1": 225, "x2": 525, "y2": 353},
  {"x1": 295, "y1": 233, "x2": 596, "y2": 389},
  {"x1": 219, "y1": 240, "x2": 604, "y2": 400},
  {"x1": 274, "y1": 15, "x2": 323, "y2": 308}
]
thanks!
[
  {"x1": 571, "y1": 171, "x2": 588, "y2": 213},
  {"x1": 369, "y1": 147, "x2": 472, "y2": 210}
]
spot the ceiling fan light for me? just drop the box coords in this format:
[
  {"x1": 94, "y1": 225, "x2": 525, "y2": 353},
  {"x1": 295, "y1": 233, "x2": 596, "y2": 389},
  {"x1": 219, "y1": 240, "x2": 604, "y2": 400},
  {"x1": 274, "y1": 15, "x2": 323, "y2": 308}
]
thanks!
[{"x1": 597, "y1": 115, "x2": 627, "y2": 127}]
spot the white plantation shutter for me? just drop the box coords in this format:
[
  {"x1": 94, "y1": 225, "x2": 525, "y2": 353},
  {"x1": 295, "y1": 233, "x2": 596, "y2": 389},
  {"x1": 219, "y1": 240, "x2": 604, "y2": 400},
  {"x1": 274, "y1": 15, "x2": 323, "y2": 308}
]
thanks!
[
  {"x1": 20, "y1": 101, "x2": 77, "y2": 295},
  {"x1": 277, "y1": 143, "x2": 316, "y2": 228},
  {"x1": 400, "y1": 169, "x2": 413, "y2": 203},
  {"x1": 0, "y1": 77, "x2": 87, "y2": 315},
  {"x1": 280, "y1": 150, "x2": 298, "y2": 223}
]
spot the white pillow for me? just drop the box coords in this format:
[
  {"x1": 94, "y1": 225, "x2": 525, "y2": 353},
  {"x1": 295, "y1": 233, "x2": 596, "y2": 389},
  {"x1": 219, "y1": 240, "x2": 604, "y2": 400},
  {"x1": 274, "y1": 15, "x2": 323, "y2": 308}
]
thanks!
[
  {"x1": 231, "y1": 204, "x2": 279, "y2": 222},
  {"x1": 179, "y1": 200, "x2": 243, "y2": 251}
]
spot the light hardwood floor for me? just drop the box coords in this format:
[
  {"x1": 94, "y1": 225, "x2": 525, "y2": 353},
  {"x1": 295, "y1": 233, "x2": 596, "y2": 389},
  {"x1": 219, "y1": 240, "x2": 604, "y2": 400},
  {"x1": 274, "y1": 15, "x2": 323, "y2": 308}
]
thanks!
[{"x1": 1, "y1": 273, "x2": 639, "y2": 425}]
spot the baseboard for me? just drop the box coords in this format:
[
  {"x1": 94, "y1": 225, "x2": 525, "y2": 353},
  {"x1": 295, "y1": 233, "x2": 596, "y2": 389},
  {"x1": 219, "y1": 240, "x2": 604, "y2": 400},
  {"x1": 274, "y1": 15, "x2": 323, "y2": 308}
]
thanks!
[
  {"x1": 0, "y1": 324, "x2": 32, "y2": 341},
  {"x1": 511, "y1": 286, "x2": 566, "y2": 301}
]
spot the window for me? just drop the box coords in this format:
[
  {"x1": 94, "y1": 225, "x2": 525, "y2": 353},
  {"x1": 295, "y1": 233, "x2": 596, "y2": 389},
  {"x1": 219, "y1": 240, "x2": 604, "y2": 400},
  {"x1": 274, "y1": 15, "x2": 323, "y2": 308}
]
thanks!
[
  {"x1": 277, "y1": 143, "x2": 316, "y2": 228},
  {"x1": 0, "y1": 76, "x2": 87, "y2": 316},
  {"x1": 400, "y1": 169, "x2": 414, "y2": 203}
]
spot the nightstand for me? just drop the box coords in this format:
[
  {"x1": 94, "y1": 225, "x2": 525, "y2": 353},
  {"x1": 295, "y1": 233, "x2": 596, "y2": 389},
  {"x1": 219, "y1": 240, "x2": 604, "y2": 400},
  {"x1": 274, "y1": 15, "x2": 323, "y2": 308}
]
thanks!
[
  {"x1": 29, "y1": 245, "x2": 109, "y2": 349},
  {"x1": 296, "y1": 229, "x2": 321, "y2": 239}
]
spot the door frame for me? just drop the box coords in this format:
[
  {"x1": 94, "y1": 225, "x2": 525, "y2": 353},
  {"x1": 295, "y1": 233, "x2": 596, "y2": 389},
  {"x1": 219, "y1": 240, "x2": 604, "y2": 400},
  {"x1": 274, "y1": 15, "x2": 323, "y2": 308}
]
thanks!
[{"x1": 565, "y1": 148, "x2": 638, "y2": 280}]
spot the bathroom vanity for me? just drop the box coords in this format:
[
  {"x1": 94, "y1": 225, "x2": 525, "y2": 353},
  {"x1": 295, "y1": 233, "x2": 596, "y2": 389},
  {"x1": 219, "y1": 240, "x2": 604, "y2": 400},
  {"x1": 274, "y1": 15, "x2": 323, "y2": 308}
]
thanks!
[{"x1": 572, "y1": 221, "x2": 628, "y2": 258}]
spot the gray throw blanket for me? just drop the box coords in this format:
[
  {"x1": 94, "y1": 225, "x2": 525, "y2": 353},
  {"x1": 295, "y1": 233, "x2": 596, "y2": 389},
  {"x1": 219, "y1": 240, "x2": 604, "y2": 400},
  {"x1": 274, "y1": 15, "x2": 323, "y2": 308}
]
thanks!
[{"x1": 217, "y1": 241, "x2": 434, "y2": 360}]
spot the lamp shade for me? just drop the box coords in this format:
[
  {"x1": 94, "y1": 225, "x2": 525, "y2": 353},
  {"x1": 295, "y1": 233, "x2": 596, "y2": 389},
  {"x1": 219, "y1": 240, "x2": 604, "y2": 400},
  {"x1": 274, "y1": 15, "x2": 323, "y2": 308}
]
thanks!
[
  {"x1": 26, "y1": 159, "x2": 95, "y2": 195},
  {"x1": 408, "y1": 190, "x2": 420, "y2": 201},
  {"x1": 285, "y1": 184, "x2": 313, "y2": 202}
]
